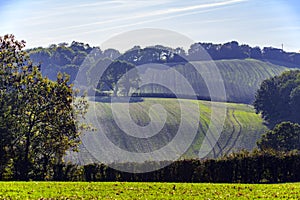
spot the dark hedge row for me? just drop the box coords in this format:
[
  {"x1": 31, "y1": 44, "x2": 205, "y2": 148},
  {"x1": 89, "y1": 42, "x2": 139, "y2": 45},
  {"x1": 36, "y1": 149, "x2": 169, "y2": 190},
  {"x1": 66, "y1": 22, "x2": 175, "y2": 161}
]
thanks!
[{"x1": 12, "y1": 150, "x2": 299, "y2": 183}]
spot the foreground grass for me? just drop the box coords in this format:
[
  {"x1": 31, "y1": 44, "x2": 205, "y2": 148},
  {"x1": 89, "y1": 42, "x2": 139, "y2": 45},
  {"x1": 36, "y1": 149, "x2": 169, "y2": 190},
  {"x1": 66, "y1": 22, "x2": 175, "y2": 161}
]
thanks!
[{"x1": 1, "y1": 182, "x2": 300, "y2": 199}]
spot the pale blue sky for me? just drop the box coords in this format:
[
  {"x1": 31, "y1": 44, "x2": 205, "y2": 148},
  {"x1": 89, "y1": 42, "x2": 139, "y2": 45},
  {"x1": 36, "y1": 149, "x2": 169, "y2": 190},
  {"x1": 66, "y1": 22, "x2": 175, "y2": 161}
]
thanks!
[{"x1": 0, "y1": 0, "x2": 299, "y2": 52}]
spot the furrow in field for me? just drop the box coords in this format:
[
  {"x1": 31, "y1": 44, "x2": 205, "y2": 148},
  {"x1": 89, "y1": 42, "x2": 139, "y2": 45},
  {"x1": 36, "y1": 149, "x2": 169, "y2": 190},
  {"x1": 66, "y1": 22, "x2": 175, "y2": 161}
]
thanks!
[
  {"x1": 225, "y1": 109, "x2": 242, "y2": 155},
  {"x1": 216, "y1": 109, "x2": 236, "y2": 157},
  {"x1": 198, "y1": 121, "x2": 217, "y2": 158}
]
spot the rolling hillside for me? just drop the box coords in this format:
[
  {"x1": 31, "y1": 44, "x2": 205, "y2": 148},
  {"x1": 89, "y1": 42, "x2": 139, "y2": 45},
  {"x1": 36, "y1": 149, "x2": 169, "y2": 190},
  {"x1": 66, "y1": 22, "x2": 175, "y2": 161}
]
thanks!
[
  {"x1": 67, "y1": 98, "x2": 267, "y2": 165},
  {"x1": 133, "y1": 59, "x2": 289, "y2": 103}
]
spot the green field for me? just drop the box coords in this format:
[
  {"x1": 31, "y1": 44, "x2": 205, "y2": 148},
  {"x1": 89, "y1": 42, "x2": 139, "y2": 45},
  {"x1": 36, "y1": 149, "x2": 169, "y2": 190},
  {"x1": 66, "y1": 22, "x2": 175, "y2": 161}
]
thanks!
[
  {"x1": 69, "y1": 98, "x2": 267, "y2": 164},
  {"x1": 1, "y1": 182, "x2": 300, "y2": 199}
]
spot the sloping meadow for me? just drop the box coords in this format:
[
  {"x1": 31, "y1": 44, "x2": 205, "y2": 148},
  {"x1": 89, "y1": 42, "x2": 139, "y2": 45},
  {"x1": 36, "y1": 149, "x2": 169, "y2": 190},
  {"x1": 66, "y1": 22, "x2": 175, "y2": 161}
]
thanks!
[{"x1": 67, "y1": 98, "x2": 267, "y2": 165}]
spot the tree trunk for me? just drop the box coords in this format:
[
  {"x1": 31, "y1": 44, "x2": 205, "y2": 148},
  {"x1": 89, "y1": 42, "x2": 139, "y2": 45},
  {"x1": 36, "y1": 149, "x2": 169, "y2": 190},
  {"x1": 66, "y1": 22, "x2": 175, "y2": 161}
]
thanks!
[
  {"x1": 21, "y1": 132, "x2": 31, "y2": 181},
  {"x1": 113, "y1": 84, "x2": 118, "y2": 97}
]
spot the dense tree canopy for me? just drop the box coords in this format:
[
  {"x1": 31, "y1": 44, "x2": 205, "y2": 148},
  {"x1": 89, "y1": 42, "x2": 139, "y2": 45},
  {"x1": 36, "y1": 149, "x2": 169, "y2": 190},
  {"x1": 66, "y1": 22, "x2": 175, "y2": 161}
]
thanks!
[
  {"x1": 0, "y1": 34, "x2": 88, "y2": 180},
  {"x1": 96, "y1": 60, "x2": 139, "y2": 96},
  {"x1": 254, "y1": 70, "x2": 300, "y2": 127},
  {"x1": 257, "y1": 122, "x2": 300, "y2": 152}
]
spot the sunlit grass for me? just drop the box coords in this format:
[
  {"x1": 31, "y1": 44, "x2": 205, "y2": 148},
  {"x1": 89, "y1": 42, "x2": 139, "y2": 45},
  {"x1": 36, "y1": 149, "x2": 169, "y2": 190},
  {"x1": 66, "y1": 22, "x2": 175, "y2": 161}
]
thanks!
[{"x1": 1, "y1": 182, "x2": 300, "y2": 199}]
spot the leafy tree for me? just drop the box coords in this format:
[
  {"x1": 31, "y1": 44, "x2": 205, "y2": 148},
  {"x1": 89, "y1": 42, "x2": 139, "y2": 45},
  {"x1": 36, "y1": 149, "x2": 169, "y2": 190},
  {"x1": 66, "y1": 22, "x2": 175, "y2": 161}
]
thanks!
[
  {"x1": 263, "y1": 47, "x2": 286, "y2": 61},
  {"x1": 0, "y1": 34, "x2": 27, "y2": 179},
  {"x1": 70, "y1": 41, "x2": 92, "y2": 53},
  {"x1": 188, "y1": 43, "x2": 210, "y2": 61},
  {"x1": 0, "y1": 34, "x2": 88, "y2": 180},
  {"x1": 250, "y1": 47, "x2": 262, "y2": 59},
  {"x1": 102, "y1": 48, "x2": 120, "y2": 60},
  {"x1": 257, "y1": 122, "x2": 300, "y2": 152},
  {"x1": 118, "y1": 46, "x2": 187, "y2": 65},
  {"x1": 254, "y1": 70, "x2": 300, "y2": 127},
  {"x1": 96, "y1": 60, "x2": 139, "y2": 96}
]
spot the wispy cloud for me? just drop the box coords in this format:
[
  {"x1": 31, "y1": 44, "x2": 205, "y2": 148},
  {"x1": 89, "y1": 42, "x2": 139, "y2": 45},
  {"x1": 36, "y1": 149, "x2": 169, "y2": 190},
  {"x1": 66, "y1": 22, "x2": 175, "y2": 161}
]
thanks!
[
  {"x1": 66, "y1": 7, "x2": 238, "y2": 37},
  {"x1": 17, "y1": 0, "x2": 172, "y2": 27},
  {"x1": 153, "y1": 0, "x2": 246, "y2": 15},
  {"x1": 28, "y1": 0, "x2": 247, "y2": 34}
]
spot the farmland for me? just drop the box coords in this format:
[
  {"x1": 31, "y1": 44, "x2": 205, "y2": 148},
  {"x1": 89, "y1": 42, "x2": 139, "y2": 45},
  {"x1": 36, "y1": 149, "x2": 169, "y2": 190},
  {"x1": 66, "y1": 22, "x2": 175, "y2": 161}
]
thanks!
[
  {"x1": 69, "y1": 98, "x2": 267, "y2": 164},
  {"x1": 135, "y1": 59, "x2": 288, "y2": 103},
  {"x1": 1, "y1": 182, "x2": 300, "y2": 199}
]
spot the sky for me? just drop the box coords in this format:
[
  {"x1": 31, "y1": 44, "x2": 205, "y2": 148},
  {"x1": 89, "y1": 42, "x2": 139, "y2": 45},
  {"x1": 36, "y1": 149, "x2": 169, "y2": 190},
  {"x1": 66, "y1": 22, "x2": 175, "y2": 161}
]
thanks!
[{"x1": 0, "y1": 0, "x2": 300, "y2": 52}]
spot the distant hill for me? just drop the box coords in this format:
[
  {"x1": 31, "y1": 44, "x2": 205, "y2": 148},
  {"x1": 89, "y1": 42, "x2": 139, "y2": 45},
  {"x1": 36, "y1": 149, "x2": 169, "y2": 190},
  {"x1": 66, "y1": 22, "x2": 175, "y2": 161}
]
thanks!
[
  {"x1": 84, "y1": 59, "x2": 288, "y2": 103},
  {"x1": 66, "y1": 98, "x2": 267, "y2": 164},
  {"x1": 28, "y1": 42, "x2": 294, "y2": 103}
]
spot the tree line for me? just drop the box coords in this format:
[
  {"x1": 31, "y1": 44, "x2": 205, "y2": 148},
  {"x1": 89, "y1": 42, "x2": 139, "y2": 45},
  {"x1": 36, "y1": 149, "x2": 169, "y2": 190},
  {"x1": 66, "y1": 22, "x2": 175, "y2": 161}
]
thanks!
[{"x1": 28, "y1": 41, "x2": 300, "y2": 82}]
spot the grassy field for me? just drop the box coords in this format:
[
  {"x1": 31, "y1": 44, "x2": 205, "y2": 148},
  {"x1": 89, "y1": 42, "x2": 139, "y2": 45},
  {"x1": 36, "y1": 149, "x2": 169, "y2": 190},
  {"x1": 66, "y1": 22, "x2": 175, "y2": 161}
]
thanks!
[
  {"x1": 1, "y1": 182, "x2": 300, "y2": 199},
  {"x1": 69, "y1": 98, "x2": 267, "y2": 164}
]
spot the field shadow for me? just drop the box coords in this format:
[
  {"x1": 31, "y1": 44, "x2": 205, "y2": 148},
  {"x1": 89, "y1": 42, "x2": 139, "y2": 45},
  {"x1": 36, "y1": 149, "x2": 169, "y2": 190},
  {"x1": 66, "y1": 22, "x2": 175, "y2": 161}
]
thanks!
[{"x1": 89, "y1": 96, "x2": 144, "y2": 103}]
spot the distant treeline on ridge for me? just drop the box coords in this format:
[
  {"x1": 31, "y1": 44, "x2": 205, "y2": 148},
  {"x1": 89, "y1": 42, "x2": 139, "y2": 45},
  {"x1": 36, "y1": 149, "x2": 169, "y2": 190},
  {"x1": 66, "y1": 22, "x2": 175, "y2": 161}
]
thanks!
[{"x1": 28, "y1": 41, "x2": 300, "y2": 79}]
